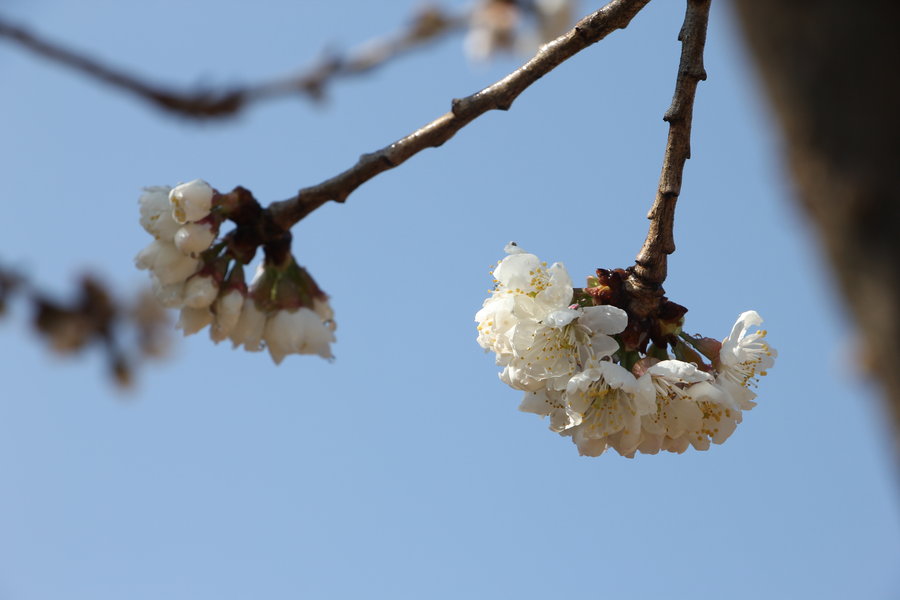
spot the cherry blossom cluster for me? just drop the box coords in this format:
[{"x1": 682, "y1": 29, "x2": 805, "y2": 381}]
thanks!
[
  {"x1": 135, "y1": 180, "x2": 335, "y2": 363},
  {"x1": 476, "y1": 243, "x2": 776, "y2": 457}
]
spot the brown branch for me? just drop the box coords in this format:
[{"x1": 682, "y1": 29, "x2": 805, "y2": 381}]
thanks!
[
  {"x1": 631, "y1": 0, "x2": 710, "y2": 288},
  {"x1": 0, "y1": 6, "x2": 467, "y2": 119},
  {"x1": 267, "y1": 0, "x2": 653, "y2": 230}
]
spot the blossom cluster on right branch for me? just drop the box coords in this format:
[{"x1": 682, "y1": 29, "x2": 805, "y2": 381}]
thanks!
[{"x1": 476, "y1": 243, "x2": 776, "y2": 457}]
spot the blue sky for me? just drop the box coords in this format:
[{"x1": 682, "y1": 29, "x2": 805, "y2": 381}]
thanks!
[{"x1": 1, "y1": 1, "x2": 898, "y2": 599}]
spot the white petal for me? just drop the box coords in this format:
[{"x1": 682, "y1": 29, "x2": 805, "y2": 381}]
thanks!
[
  {"x1": 579, "y1": 305, "x2": 628, "y2": 335},
  {"x1": 648, "y1": 360, "x2": 712, "y2": 384},
  {"x1": 590, "y1": 333, "x2": 620, "y2": 359},
  {"x1": 544, "y1": 308, "x2": 579, "y2": 328}
]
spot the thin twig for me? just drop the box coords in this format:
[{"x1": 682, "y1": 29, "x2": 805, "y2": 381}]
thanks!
[
  {"x1": 631, "y1": 0, "x2": 710, "y2": 286},
  {"x1": 268, "y1": 0, "x2": 653, "y2": 230},
  {"x1": 0, "y1": 6, "x2": 467, "y2": 119}
]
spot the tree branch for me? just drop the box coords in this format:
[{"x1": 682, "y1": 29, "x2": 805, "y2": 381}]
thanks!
[
  {"x1": 267, "y1": 0, "x2": 653, "y2": 230},
  {"x1": 0, "y1": 6, "x2": 467, "y2": 119},
  {"x1": 631, "y1": 0, "x2": 709, "y2": 287}
]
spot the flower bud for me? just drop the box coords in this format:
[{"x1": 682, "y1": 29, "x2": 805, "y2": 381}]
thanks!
[
  {"x1": 139, "y1": 186, "x2": 180, "y2": 241},
  {"x1": 263, "y1": 307, "x2": 335, "y2": 364},
  {"x1": 176, "y1": 306, "x2": 213, "y2": 335},
  {"x1": 230, "y1": 299, "x2": 267, "y2": 352},
  {"x1": 183, "y1": 274, "x2": 219, "y2": 309},
  {"x1": 169, "y1": 179, "x2": 214, "y2": 224},
  {"x1": 210, "y1": 288, "x2": 244, "y2": 343},
  {"x1": 174, "y1": 222, "x2": 217, "y2": 257}
]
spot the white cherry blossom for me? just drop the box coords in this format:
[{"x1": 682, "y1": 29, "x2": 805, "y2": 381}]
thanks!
[
  {"x1": 717, "y1": 310, "x2": 777, "y2": 409},
  {"x1": 477, "y1": 244, "x2": 627, "y2": 392},
  {"x1": 561, "y1": 361, "x2": 655, "y2": 457}
]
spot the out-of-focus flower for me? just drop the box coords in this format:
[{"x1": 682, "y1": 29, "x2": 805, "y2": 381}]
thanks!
[{"x1": 465, "y1": 0, "x2": 519, "y2": 61}]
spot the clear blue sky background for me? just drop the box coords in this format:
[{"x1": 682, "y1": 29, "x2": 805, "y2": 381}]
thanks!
[{"x1": 1, "y1": 1, "x2": 898, "y2": 599}]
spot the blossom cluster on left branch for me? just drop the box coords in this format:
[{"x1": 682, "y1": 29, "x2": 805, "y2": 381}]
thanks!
[{"x1": 135, "y1": 180, "x2": 336, "y2": 363}]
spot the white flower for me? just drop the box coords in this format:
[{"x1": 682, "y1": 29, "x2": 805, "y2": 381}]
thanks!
[
  {"x1": 139, "y1": 186, "x2": 180, "y2": 241},
  {"x1": 264, "y1": 307, "x2": 336, "y2": 364},
  {"x1": 717, "y1": 310, "x2": 776, "y2": 409},
  {"x1": 635, "y1": 361, "x2": 749, "y2": 455},
  {"x1": 176, "y1": 306, "x2": 213, "y2": 335},
  {"x1": 174, "y1": 222, "x2": 217, "y2": 257},
  {"x1": 230, "y1": 299, "x2": 267, "y2": 352},
  {"x1": 477, "y1": 245, "x2": 628, "y2": 393},
  {"x1": 169, "y1": 179, "x2": 214, "y2": 224},
  {"x1": 182, "y1": 274, "x2": 219, "y2": 309},
  {"x1": 134, "y1": 240, "x2": 200, "y2": 286},
  {"x1": 210, "y1": 289, "x2": 244, "y2": 343},
  {"x1": 637, "y1": 360, "x2": 711, "y2": 453},
  {"x1": 561, "y1": 361, "x2": 655, "y2": 457}
]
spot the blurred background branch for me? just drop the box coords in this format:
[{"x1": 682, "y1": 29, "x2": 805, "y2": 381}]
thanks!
[
  {"x1": 0, "y1": 4, "x2": 469, "y2": 118},
  {"x1": 268, "y1": 0, "x2": 652, "y2": 229}
]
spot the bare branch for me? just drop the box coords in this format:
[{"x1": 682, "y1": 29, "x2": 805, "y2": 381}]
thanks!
[
  {"x1": 631, "y1": 0, "x2": 710, "y2": 288},
  {"x1": 0, "y1": 6, "x2": 467, "y2": 119},
  {"x1": 267, "y1": 0, "x2": 653, "y2": 230}
]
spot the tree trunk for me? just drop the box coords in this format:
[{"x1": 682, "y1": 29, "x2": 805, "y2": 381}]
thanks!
[{"x1": 732, "y1": 0, "x2": 900, "y2": 455}]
